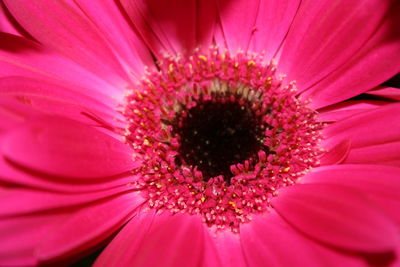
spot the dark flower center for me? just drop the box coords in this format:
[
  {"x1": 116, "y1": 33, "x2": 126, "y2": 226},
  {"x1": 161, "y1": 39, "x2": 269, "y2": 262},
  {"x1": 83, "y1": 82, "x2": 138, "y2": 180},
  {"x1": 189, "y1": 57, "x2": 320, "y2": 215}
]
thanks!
[{"x1": 173, "y1": 95, "x2": 266, "y2": 181}]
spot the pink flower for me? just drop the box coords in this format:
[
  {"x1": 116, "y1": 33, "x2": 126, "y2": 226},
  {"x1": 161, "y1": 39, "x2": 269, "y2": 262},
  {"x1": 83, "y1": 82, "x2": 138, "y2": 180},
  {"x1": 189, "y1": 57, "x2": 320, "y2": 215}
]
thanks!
[{"x1": 1, "y1": 0, "x2": 400, "y2": 266}]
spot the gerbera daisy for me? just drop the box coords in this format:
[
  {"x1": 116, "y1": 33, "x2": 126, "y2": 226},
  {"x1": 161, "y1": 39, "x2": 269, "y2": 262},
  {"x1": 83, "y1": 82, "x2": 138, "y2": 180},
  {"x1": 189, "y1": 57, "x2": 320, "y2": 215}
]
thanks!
[{"x1": 0, "y1": 0, "x2": 400, "y2": 266}]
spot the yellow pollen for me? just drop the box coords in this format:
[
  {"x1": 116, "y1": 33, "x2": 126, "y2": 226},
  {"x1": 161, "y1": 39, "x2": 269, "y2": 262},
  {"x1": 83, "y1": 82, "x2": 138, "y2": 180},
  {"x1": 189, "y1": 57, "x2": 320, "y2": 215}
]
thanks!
[
  {"x1": 143, "y1": 139, "x2": 150, "y2": 146},
  {"x1": 135, "y1": 90, "x2": 143, "y2": 100},
  {"x1": 247, "y1": 61, "x2": 256, "y2": 67},
  {"x1": 198, "y1": 55, "x2": 208, "y2": 62},
  {"x1": 228, "y1": 201, "x2": 237, "y2": 208}
]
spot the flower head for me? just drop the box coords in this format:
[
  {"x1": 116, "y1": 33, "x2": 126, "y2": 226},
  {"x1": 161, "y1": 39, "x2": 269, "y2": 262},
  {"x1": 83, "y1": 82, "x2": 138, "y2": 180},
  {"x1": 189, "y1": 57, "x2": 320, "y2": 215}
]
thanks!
[{"x1": 0, "y1": 0, "x2": 400, "y2": 266}]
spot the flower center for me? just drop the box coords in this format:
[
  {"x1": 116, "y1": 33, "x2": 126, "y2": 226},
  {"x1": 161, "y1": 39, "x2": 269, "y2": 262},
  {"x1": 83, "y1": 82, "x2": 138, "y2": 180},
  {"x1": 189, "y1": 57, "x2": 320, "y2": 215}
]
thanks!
[
  {"x1": 123, "y1": 47, "x2": 324, "y2": 231},
  {"x1": 173, "y1": 95, "x2": 266, "y2": 182}
]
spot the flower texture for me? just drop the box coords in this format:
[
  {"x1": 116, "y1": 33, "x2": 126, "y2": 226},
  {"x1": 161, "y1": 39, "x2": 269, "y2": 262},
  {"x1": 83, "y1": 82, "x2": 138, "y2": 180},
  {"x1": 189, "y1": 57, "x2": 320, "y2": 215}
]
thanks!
[{"x1": 0, "y1": 0, "x2": 400, "y2": 266}]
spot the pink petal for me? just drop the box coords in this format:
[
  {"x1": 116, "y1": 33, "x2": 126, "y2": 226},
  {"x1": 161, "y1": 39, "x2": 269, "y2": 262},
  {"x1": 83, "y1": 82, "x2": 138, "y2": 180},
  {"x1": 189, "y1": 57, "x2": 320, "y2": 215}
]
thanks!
[
  {"x1": 0, "y1": 184, "x2": 135, "y2": 217},
  {"x1": 95, "y1": 211, "x2": 207, "y2": 267},
  {"x1": 212, "y1": 230, "x2": 247, "y2": 267},
  {"x1": 319, "y1": 139, "x2": 351, "y2": 166},
  {"x1": 3, "y1": 0, "x2": 129, "y2": 85},
  {"x1": 73, "y1": 0, "x2": 153, "y2": 77},
  {"x1": 272, "y1": 183, "x2": 400, "y2": 252},
  {"x1": 241, "y1": 213, "x2": 320, "y2": 267},
  {"x1": 216, "y1": 0, "x2": 260, "y2": 52},
  {"x1": 366, "y1": 86, "x2": 400, "y2": 101},
  {"x1": 250, "y1": 0, "x2": 301, "y2": 60},
  {"x1": 0, "y1": 96, "x2": 41, "y2": 132},
  {"x1": 323, "y1": 103, "x2": 400, "y2": 150},
  {"x1": 37, "y1": 192, "x2": 143, "y2": 263},
  {"x1": 317, "y1": 100, "x2": 389, "y2": 122},
  {"x1": 344, "y1": 142, "x2": 400, "y2": 167},
  {"x1": 279, "y1": 0, "x2": 400, "y2": 108},
  {"x1": 301, "y1": 164, "x2": 400, "y2": 226},
  {"x1": 1, "y1": 115, "x2": 139, "y2": 179},
  {"x1": 241, "y1": 213, "x2": 366, "y2": 267},
  {"x1": 197, "y1": 1, "x2": 218, "y2": 48},
  {"x1": 120, "y1": 0, "x2": 198, "y2": 56},
  {"x1": 0, "y1": 212, "x2": 65, "y2": 266},
  {"x1": 0, "y1": 1, "x2": 27, "y2": 36},
  {"x1": 0, "y1": 76, "x2": 121, "y2": 126},
  {"x1": 0, "y1": 33, "x2": 121, "y2": 101},
  {"x1": 0, "y1": 156, "x2": 135, "y2": 193}
]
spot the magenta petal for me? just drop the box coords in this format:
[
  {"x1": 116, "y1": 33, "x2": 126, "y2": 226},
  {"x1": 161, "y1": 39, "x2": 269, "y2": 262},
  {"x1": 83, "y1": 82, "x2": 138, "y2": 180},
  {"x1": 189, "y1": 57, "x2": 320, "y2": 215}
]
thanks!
[
  {"x1": 216, "y1": 0, "x2": 260, "y2": 52},
  {"x1": 212, "y1": 230, "x2": 247, "y2": 267},
  {"x1": 0, "y1": 155, "x2": 135, "y2": 193},
  {"x1": 0, "y1": 184, "x2": 134, "y2": 217},
  {"x1": 317, "y1": 100, "x2": 388, "y2": 122},
  {"x1": 301, "y1": 165, "x2": 400, "y2": 203},
  {"x1": 3, "y1": 0, "x2": 128, "y2": 84},
  {"x1": 0, "y1": 212, "x2": 65, "y2": 266},
  {"x1": 249, "y1": 0, "x2": 301, "y2": 60},
  {"x1": 279, "y1": 0, "x2": 400, "y2": 108},
  {"x1": 0, "y1": 2, "x2": 24, "y2": 36},
  {"x1": 301, "y1": 164, "x2": 400, "y2": 225},
  {"x1": 344, "y1": 142, "x2": 400, "y2": 167},
  {"x1": 1, "y1": 116, "x2": 139, "y2": 179},
  {"x1": 197, "y1": 1, "x2": 218, "y2": 48},
  {"x1": 320, "y1": 139, "x2": 351, "y2": 166},
  {"x1": 272, "y1": 183, "x2": 400, "y2": 252},
  {"x1": 366, "y1": 86, "x2": 400, "y2": 101},
  {"x1": 0, "y1": 76, "x2": 120, "y2": 126},
  {"x1": 0, "y1": 96, "x2": 41, "y2": 132},
  {"x1": 241, "y1": 214, "x2": 320, "y2": 267},
  {"x1": 120, "y1": 0, "x2": 197, "y2": 56},
  {"x1": 323, "y1": 103, "x2": 400, "y2": 150},
  {"x1": 95, "y1": 211, "x2": 207, "y2": 267},
  {"x1": 73, "y1": 0, "x2": 153, "y2": 76},
  {"x1": 241, "y1": 213, "x2": 366, "y2": 267},
  {"x1": 37, "y1": 192, "x2": 143, "y2": 262},
  {"x1": 0, "y1": 33, "x2": 121, "y2": 100}
]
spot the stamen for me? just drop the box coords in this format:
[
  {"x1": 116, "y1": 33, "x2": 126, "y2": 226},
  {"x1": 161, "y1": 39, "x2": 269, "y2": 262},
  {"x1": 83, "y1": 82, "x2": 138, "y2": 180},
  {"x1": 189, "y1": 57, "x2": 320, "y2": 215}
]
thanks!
[{"x1": 123, "y1": 47, "x2": 324, "y2": 231}]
